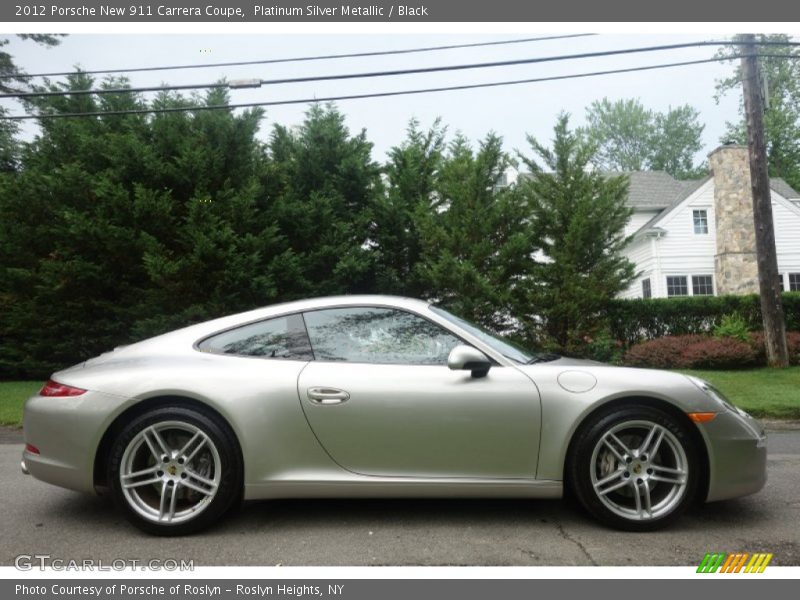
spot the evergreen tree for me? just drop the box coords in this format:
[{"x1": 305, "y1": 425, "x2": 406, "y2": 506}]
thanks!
[
  {"x1": 0, "y1": 77, "x2": 284, "y2": 376},
  {"x1": 518, "y1": 114, "x2": 635, "y2": 352},
  {"x1": 415, "y1": 133, "x2": 536, "y2": 331},
  {"x1": 371, "y1": 118, "x2": 446, "y2": 295},
  {"x1": 263, "y1": 103, "x2": 382, "y2": 297}
]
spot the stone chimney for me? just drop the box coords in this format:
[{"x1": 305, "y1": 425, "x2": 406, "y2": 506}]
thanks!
[{"x1": 709, "y1": 145, "x2": 759, "y2": 295}]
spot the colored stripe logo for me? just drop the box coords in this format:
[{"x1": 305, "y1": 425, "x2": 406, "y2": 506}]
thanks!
[{"x1": 697, "y1": 552, "x2": 773, "y2": 573}]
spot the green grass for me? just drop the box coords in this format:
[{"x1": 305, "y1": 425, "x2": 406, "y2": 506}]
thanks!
[
  {"x1": 679, "y1": 367, "x2": 800, "y2": 420},
  {"x1": 0, "y1": 368, "x2": 798, "y2": 427},
  {"x1": 0, "y1": 381, "x2": 43, "y2": 428}
]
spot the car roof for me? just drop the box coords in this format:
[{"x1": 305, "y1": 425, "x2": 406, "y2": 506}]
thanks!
[{"x1": 126, "y1": 295, "x2": 436, "y2": 354}]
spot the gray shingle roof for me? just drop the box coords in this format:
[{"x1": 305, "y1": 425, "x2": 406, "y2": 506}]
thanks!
[
  {"x1": 770, "y1": 177, "x2": 800, "y2": 199},
  {"x1": 621, "y1": 171, "x2": 703, "y2": 209}
]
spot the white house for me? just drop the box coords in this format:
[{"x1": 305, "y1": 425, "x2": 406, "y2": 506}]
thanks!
[{"x1": 617, "y1": 144, "x2": 800, "y2": 299}]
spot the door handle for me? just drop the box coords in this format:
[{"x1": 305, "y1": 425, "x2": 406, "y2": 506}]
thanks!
[{"x1": 307, "y1": 387, "x2": 350, "y2": 405}]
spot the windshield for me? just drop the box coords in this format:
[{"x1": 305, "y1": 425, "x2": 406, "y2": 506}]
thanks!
[{"x1": 430, "y1": 306, "x2": 540, "y2": 364}]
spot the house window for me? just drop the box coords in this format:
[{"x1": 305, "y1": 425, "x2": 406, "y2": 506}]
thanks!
[
  {"x1": 778, "y1": 274, "x2": 784, "y2": 292},
  {"x1": 693, "y1": 209, "x2": 709, "y2": 234},
  {"x1": 666, "y1": 276, "x2": 688, "y2": 297},
  {"x1": 692, "y1": 275, "x2": 714, "y2": 296},
  {"x1": 790, "y1": 273, "x2": 800, "y2": 292},
  {"x1": 641, "y1": 278, "x2": 652, "y2": 299}
]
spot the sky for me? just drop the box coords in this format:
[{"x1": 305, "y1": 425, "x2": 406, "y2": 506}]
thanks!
[{"x1": 0, "y1": 32, "x2": 760, "y2": 168}]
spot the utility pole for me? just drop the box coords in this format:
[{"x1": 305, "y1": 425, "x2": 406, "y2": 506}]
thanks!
[{"x1": 740, "y1": 33, "x2": 789, "y2": 367}]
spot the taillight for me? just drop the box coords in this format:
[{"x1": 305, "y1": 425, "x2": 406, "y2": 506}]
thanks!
[
  {"x1": 25, "y1": 443, "x2": 40, "y2": 455},
  {"x1": 39, "y1": 379, "x2": 86, "y2": 397}
]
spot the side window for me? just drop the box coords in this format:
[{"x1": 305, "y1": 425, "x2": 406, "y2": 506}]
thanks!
[
  {"x1": 303, "y1": 307, "x2": 462, "y2": 365},
  {"x1": 693, "y1": 209, "x2": 709, "y2": 234},
  {"x1": 198, "y1": 314, "x2": 313, "y2": 360}
]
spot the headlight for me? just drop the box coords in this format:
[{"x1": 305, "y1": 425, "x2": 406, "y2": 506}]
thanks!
[{"x1": 686, "y1": 376, "x2": 744, "y2": 415}]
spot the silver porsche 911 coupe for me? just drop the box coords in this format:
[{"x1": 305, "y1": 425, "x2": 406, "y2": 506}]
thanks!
[{"x1": 22, "y1": 295, "x2": 767, "y2": 535}]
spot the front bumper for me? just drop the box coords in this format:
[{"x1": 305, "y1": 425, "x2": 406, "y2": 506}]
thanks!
[
  {"x1": 702, "y1": 409, "x2": 767, "y2": 502},
  {"x1": 22, "y1": 389, "x2": 129, "y2": 495}
]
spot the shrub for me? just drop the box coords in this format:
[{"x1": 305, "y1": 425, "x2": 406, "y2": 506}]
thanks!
[
  {"x1": 582, "y1": 331, "x2": 625, "y2": 364},
  {"x1": 748, "y1": 331, "x2": 800, "y2": 365},
  {"x1": 623, "y1": 335, "x2": 706, "y2": 369},
  {"x1": 680, "y1": 337, "x2": 758, "y2": 369},
  {"x1": 607, "y1": 292, "x2": 800, "y2": 346},
  {"x1": 714, "y1": 313, "x2": 750, "y2": 342},
  {"x1": 625, "y1": 331, "x2": 800, "y2": 369}
]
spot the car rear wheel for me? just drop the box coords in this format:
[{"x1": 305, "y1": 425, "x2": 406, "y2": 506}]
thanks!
[
  {"x1": 108, "y1": 406, "x2": 241, "y2": 535},
  {"x1": 569, "y1": 405, "x2": 699, "y2": 531}
]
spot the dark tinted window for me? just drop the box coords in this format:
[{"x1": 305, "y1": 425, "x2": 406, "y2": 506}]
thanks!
[
  {"x1": 303, "y1": 307, "x2": 461, "y2": 365},
  {"x1": 666, "y1": 276, "x2": 688, "y2": 297},
  {"x1": 692, "y1": 275, "x2": 714, "y2": 296},
  {"x1": 693, "y1": 209, "x2": 709, "y2": 234},
  {"x1": 199, "y1": 314, "x2": 313, "y2": 360},
  {"x1": 641, "y1": 278, "x2": 652, "y2": 299}
]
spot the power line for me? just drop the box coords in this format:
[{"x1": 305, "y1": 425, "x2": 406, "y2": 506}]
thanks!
[
  {"x1": 4, "y1": 39, "x2": 800, "y2": 101},
  {"x1": 4, "y1": 53, "x2": 794, "y2": 122},
  {"x1": 0, "y1": 33, "x2": 597, "y2": 81}
]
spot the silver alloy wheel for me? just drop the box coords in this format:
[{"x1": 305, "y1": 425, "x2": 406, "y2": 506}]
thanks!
[
  {"x1": 589, "y1": 419, "x2": 688, "y2": 521},
  {"x1": 119, "y1": 421, "x2": 221, "y2": 525}
]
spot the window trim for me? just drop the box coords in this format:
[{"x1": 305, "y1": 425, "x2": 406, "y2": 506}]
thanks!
[
  {"x1": 666, "y1": 275, "x2": 689, "y2": 297},
  {"x1": 194, "y1": 303, "x2": 492, "y2": 368}
]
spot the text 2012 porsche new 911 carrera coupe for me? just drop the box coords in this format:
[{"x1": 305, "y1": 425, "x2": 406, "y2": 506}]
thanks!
[{"x1": 22, "y1": 295, "x2": 767, "y2": 535}]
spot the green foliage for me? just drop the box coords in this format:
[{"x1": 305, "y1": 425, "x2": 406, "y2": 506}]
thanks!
[
  {"x1": 583, "y1": 330, "x2": 624, "y2": 364},
  {"x1": 715, "y1": 34, "x2": 800, "y2": 191},
  {"x1": 607, "y1": 293, "x2": 800, "y2": 347},
  {"x1": 370, "y1": 118, "x2": 446, "y2": 296},
  {"x1": 264, "y1": 103, "x2": 383, "y2": 297},
  {"x1": 714, "y1": 313, "x2": 751, "y2": 342},
  {"x1": 413, "y1": 133, "x2": 536, "y2": 331},
  {"x1": 583, "y1": 97, "x2": 706, "y2": 179},
  {"x1": 0, "y1": 35, "x2": 64, "y2": 171},
  {"x1": 0, "y1": 77, "x2": 287, "y2": 376},
  {"x1": 517, "y1": 113, "x2": 635, "y2": 352}
]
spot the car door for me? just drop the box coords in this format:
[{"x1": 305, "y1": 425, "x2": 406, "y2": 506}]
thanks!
[{"x1": 296, "y1": 306, "x2": 541, "y2": 479}]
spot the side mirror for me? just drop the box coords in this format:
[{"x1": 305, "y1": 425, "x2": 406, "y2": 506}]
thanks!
[{"x1": 447, "y1": 345, "x2": 492, "y2": 378}]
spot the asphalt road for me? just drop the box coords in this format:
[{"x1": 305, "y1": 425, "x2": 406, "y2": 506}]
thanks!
[{"x1": 1, "y1": 428, "x2": 799, "y2": 567}]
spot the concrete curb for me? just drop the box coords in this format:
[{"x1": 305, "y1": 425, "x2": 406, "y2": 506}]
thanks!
[{"x1": 761, "y1": 419, "x2": 800, "y2": 432}]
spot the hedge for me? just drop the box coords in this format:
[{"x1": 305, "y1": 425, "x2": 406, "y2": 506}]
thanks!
[
  {"x1": 606, "y1": 292, "x2": 800, "y2": 347},
  {"x1": 623, "y1": 331, "x2": 800, "y2": 369}
]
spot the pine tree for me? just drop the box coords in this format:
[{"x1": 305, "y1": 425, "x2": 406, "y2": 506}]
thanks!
[
  {"x1": 0, "y1": 79, "x2": 285, "y2": 376},
  {"x1": 415, "y1": 133, "x2": 536, "y2": 331},
  {"x1": 517, "y1": 114, "x2": 635, "y2": 352},
  {"x1": 371, "y1": 118, "x2": 446, "y2": 295},
  {"x1": 263, "y1": 103, "x2": 382, "y2": 297}
]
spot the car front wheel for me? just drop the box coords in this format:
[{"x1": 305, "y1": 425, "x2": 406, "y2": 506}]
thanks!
[
  {"x1": 108, "y1": 405, "x2": 242, "y2": 535},
  {"x1": 569, "y1": 405, "x2": 700, "y2": 531}
]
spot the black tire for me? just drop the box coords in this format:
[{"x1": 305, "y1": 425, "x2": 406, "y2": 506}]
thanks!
[
  {"x1": 107, "y1": 405, "x2": 242, "y2": 536},
  {"x1": 568, "y1": 404, "x2": 699, "y2": 532}
]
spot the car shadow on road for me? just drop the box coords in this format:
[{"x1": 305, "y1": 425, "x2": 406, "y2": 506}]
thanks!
[{"x1": 34, "y1": 490, "x2": 775, "y2": 539}]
